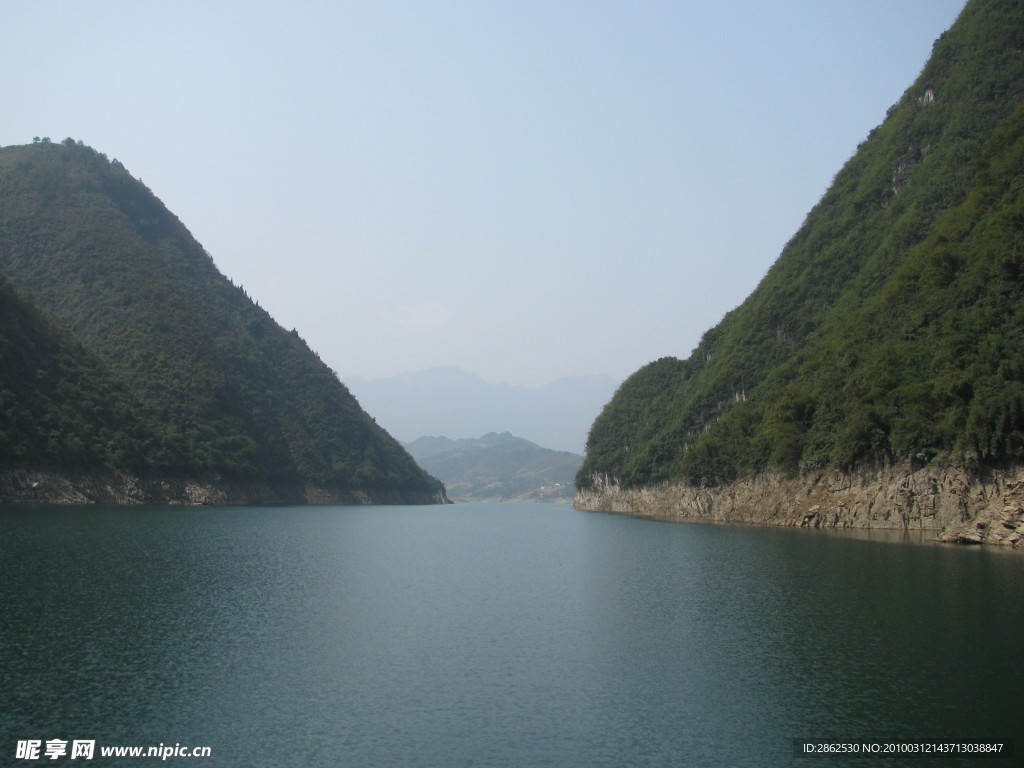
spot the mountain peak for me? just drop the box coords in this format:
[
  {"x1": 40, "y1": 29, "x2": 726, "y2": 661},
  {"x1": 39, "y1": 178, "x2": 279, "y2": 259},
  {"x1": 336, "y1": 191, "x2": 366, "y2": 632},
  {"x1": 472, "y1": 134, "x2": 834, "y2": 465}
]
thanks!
[
  {"x1": 0, "y1": 140, "x2": 446, "y2": 504},
  {"x1": 578, "y1": 0, "x2": 1024, "y2": 492}
]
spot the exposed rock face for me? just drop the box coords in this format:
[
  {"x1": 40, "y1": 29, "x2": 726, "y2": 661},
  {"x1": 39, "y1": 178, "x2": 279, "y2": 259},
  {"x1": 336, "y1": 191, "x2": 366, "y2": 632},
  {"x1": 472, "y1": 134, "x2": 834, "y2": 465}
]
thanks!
[
  {"x1": 0, "y1": 470, "x2": 449, "y2": 506},
  {"x1": 574, "y1": 461, "x2": 1024, "y2": 547}
]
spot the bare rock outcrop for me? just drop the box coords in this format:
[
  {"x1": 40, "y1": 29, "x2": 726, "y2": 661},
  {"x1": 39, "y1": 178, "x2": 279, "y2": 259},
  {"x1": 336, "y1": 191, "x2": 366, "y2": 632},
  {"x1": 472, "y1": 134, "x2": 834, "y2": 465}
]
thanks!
[
  {"x1": 0, "y1": 469, "x2": 449, "y2": 506},
  {"x1": 574, "y1": 461, "x2": 1024, "y2": 547}
]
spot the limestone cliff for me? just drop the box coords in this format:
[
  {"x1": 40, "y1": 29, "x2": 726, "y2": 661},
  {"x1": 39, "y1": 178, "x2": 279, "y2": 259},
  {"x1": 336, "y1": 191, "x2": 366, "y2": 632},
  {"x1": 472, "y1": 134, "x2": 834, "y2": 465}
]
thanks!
[{"x1": 574, "y1": 461, "x2": 1024, "y2": 546}]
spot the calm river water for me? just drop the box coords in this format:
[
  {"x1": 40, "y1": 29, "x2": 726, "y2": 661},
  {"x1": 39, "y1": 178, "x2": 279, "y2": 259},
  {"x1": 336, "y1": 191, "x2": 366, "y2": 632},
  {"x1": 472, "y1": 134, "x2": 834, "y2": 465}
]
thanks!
[{"x1": 1, "y1": 502, "x2": 1020, "y2": 767}]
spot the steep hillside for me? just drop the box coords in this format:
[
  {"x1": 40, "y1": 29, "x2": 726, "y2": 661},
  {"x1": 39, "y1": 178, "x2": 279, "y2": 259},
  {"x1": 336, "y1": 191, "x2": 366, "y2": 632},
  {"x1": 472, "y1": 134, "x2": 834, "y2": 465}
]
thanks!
[
  {"x1": 0, "y1": 139, "x2": 446, "y2": 504},
  {"x1": 405, "y1": 432, "x2": 580, "y2": 502},
  {"x1": 576, "y1": 0, "x2": 1024, "y2": 542},
  {"x1": 0, "y1": 268, "x2": 163, "y2": 472}
]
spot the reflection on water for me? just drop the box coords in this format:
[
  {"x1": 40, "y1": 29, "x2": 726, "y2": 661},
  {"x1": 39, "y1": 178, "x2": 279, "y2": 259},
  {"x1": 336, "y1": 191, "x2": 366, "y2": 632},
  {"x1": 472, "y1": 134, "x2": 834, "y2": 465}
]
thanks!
[{"x1": 1, "y1": 503, "x2": 1020, "y2": 767}]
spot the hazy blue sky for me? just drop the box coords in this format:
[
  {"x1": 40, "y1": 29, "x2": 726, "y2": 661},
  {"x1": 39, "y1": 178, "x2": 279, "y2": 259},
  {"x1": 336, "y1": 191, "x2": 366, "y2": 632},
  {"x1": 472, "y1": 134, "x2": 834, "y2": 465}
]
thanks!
[{"x1": 3, "y1": 1, "x2": 965, "y2": 387}]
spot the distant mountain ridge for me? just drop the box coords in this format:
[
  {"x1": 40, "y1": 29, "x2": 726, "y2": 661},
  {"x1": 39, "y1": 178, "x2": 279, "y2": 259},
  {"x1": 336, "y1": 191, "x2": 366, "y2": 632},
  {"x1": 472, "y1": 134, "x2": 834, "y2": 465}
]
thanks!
[
  {"x1": 405, "y1": 432, "x2": 581, "y2": 502},
  {"x1": 0, "y1": 139, "x2": 446, "y2": 504},
  {"x1": 346, "y1": 367, "x2": 618, "y2": 454},
  {"x1": 575, "y1": 0, "x2": 1024, "y2": 545}
]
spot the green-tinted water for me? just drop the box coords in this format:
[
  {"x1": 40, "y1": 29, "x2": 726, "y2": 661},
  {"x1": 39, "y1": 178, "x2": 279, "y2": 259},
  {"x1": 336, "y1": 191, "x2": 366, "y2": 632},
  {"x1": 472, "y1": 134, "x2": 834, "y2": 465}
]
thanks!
[{"x1": 1, "y1": 503, "x2": 1020, "y2": 766}]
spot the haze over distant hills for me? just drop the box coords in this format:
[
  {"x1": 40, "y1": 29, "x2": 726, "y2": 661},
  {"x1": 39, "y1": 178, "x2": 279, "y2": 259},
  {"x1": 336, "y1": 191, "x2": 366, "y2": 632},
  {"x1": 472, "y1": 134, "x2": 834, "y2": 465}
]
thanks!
[
  {"x1": 345, "y1": 367, "x2": 618, "y2": 454},
  {"x1": 405, "y1": 432, "x2": 581, "y2": 503}
]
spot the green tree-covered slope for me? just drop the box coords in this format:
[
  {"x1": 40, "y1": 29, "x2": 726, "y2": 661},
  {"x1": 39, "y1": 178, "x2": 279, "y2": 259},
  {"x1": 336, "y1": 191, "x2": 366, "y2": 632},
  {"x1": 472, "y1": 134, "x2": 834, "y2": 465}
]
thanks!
[
  {"x1": 0, "y1": 268, "x2": 166, "y2": 471},
  {"x1": 578, "y1": 0, "x2": 1024, "y2": 491},
  {"x1": 0, "y1": 139, "x2": 445, "y2": 502}
]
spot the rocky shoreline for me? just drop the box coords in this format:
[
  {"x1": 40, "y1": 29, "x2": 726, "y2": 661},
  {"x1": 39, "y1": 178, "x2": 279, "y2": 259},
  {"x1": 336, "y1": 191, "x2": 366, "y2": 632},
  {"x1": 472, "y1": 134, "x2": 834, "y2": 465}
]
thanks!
[
  {"x1": 0, "y1": 469, "x2": 450, "y2": 506},
  {"x1": 574, "y1": 461, "x2": 1024, "y2": 547}
]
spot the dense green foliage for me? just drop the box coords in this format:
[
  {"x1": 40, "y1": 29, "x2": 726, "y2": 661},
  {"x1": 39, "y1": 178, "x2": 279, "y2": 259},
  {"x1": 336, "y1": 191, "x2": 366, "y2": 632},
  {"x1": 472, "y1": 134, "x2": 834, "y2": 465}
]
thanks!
[
  {"x1": 0, "y1": 139, "x2": 443, "y2": 496},
  {"x1": 578, "y1": 0, "x2": 1024, "y2": 491},
  {"x1": 0, "y1": 269, "x2": 165, "y2": 470}
]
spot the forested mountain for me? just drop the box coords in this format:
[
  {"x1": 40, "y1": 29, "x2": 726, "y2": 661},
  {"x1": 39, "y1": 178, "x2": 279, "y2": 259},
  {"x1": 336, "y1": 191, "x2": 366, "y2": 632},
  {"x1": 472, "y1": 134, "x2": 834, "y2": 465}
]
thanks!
[
  {"x1": 405, "y1": 432, "x2": 581, "y2": 502},
  {"x1": 578, "y1": 0, "x2": 1024, "y2": 494},
  {"x1": 0, "y1": 139, "x2": 446, "y2": 504}
]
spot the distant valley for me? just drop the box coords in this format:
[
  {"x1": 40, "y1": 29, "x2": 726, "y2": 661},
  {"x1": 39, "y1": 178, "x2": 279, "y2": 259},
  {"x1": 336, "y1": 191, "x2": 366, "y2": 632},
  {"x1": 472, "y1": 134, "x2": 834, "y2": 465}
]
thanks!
[
  {"x1": 404, "y1": 432, "x2": 581, "y2": 503},
  {"x1": 346, "y1": 367, "x2": 618, "y2": 455}
]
